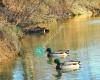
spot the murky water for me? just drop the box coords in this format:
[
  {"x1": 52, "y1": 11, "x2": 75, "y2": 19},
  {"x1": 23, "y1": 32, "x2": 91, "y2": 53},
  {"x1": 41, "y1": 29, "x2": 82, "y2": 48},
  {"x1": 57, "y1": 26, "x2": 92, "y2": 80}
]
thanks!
[{"x1": 1, "y1": 17, "x2": 100, "y2": 80}]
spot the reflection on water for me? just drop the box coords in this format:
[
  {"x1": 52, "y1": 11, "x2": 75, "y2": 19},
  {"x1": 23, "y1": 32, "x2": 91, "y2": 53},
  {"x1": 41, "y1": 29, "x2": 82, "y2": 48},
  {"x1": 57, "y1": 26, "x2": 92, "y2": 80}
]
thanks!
[
  {"x1": 0, "y1": 61, "x2": 14, "y2": 80},
  {"x1": 0, "y1": 17, "x2": 100, "y2": 80},
  {"x1": 87, "y1": 17, "x2": 100, "y2": 25},
  {"x1": 12, "y1": 58, "x2": 24, "y2": 80},
  {"x1": 0, "y1": 58, "x2": 24, "y2": 80}
]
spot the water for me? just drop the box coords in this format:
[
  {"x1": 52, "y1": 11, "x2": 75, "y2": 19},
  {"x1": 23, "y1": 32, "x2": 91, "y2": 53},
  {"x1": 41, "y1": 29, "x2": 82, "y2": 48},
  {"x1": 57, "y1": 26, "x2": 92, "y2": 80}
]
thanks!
[
  {"x1": 12, "y1": 58, "x2": 24, "y2": 80},
  {"x1": 30, "y1": 17, "x2": 100, "y2": 80},
  {"x1": 0, "y1": 58, "x2": 24, "y2": 80},
  {"x1": 1, "y1": 17, "x2": 100, "y2": 80}
]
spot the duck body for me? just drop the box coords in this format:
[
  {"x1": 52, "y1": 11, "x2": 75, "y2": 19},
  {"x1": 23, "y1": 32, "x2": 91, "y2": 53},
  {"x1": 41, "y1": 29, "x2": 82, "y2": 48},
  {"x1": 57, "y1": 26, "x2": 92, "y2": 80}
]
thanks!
[
  {"x1": 23, "y1": 27, "x2": 49, "y2": 35},
  {"x1": 54, "y1": 59, "x2": 80, "y2": 72},
  {"x1": 52, "y1": 51, "x2": 69, "y2": 58},
  {"x1": 63, "y1": 60, "x2": 80, "y2": 65},
  {"x1": 32, "y1": 27, "x2": 49, "y2": 34},
  {"x1": 46, "y1": 48, "x2": 69, "y2": 59},
  {"x1": 61, "y1": 62, "x2": 80, "y2": 72}
]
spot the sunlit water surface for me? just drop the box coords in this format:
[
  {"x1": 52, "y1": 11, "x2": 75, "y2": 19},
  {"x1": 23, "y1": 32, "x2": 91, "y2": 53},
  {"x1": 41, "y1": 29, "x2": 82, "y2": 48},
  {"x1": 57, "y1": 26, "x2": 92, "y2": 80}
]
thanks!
[{"x1": 0, "y1": 17, "x2": 100, "y2": 80}]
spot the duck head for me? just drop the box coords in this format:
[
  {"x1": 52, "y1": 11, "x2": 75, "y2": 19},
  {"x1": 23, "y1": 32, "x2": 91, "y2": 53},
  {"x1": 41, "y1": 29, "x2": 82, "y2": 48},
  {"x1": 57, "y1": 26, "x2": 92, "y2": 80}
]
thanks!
[
  {"x1": 46, "y1": 48, "x2": 52, "y2": 53},
  {"x1": 54, "y1": 58, "x2": 61, "y2": 65},
  {"x1": 46, "y1": 48, "x2": 53, "y2": 60}
]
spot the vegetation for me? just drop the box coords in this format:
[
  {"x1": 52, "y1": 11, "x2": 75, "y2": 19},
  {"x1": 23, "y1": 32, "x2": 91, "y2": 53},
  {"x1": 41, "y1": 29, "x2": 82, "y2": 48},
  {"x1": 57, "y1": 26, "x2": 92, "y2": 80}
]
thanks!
[
  {"x1": 0, "y1": 0, "x2": 100, "y2": 61},
  {"x1": 0, "y1": 0, "x2": 100, "y2": 24}
]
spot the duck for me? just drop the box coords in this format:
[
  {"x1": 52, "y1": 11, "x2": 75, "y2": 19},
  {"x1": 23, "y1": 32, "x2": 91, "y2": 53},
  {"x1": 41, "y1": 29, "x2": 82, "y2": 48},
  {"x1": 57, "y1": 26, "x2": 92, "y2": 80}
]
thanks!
[
  {"x1": 23, "y1": 26, "x2": 49, "y2": 35},
  {"x1": 63, "y1": 60, "x2": 80, "y2": 65},
  {"x1": 54, "y1": 58, "x2": 80, "y2": 72},
  {"x1": 46, "y1": 48, "x2": 70, "y2": 59}
]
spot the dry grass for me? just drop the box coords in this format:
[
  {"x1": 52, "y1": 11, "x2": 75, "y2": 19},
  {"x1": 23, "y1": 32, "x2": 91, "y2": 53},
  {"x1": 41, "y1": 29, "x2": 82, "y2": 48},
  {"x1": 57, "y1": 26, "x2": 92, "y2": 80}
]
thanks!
[
  {"x1": 0, "y1": 40, "x2": 18, "y2": 63},
  {"x1": 0, "y1": 22, "x2": 19, "y2": 63}
]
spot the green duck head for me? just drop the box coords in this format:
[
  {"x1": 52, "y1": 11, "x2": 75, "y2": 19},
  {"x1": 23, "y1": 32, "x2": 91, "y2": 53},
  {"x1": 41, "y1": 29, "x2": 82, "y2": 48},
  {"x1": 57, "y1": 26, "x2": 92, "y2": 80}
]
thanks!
[{"x1": 54, "y1": 58, "x2": 61, "y2": 65}]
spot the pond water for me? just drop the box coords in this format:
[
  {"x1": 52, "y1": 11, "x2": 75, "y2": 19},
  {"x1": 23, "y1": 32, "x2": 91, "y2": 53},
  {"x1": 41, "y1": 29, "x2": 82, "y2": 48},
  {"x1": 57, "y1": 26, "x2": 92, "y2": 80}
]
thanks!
[
  {"x1": 30, "y1": 17, "x2": 100, "y2": 80},
  {"x1": 0, "y1": 17, "x2": 100, "y2": 80},
  {"x1": 0, "y1": 58, "x2": 24, "y2": 80}
]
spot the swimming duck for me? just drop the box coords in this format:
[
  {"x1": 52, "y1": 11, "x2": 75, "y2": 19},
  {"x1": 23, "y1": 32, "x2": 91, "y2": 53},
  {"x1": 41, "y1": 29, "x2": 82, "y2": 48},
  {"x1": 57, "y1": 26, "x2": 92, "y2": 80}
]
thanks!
[
  {"x1": 23, "y1": 27, "x2": 49, "y2": 35},
  {"x1": 54, "y1": 59, "x2": 80, "y2": 72},
  {"x1": 33, "y1": 27, "x2": 49, "y2": 34},
  {"x1": 63, "y1": 60, "x2": 80, "y2": 65},
  {"x1": 46, "y1": 48, "x2": 69, "y2": 59}
]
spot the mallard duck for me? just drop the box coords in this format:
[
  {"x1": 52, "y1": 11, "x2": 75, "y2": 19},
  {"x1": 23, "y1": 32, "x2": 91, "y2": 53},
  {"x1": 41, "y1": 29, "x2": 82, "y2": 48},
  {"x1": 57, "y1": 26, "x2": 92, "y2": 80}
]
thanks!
[
  {"x1": 29, "y1": 27, "x2": 49, "y2": 34},
  {"x1": 63, "y1": 60, "x2": 80, "y2": 65},
  {"x1": 23, "y1": 27, "x2": 49, "y2": 35},
  {"x1": 46, "y1": 48, "x2": 69, "y2": 59},
  {"x1": 54, "y1": 59, "x2": 80, "y2": 72}
]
